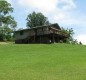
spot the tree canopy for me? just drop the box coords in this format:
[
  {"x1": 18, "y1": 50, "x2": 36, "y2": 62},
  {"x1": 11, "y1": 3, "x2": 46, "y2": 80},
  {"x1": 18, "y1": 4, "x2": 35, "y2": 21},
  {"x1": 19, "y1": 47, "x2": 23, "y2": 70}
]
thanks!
[
  {"x1": 0, "y1": 1, "x2": 17, "y2": 27},
  {"x1": 26, "y1": 12, "x2": 50, "y2": 28},
  {"x1": 0, "y1": 1, "x2": 17, "y2": 41},
  {"x1": 61, "y1": 27, "x2": 79, "y2": 44}
]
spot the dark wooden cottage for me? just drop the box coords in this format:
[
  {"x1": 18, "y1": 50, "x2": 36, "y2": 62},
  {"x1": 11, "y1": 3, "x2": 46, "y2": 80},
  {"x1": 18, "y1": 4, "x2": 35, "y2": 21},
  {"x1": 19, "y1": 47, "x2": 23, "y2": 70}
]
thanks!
[{"x1": 14, "y1": 23, "x2": 68, "y2": 44}]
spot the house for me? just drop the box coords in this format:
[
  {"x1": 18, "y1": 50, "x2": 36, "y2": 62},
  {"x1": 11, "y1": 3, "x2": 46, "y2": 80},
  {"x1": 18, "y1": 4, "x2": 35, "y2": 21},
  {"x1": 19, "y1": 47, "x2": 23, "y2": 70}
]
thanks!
[{"x1": 14, "y1": 23, "x2": 68, "y2": 44}]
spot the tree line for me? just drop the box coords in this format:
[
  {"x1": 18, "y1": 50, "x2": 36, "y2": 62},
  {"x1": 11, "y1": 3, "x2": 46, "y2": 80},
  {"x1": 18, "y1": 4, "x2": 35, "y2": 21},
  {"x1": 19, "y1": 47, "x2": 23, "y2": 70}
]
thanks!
[{"x1": 0, "y1": 1, "x2": 82, "y2": 44}]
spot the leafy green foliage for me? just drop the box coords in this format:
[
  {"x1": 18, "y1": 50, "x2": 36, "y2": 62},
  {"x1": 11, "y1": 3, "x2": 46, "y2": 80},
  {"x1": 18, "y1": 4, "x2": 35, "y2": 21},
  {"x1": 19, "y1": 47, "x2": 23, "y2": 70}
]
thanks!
[
  {"x1": 0, "y1": 1, "x2": 17, "y2": 41},
  {"x1": 0, "y1": 0, "x2": 13, "y2": 15},
  {"x1": 61, "y1": 27, "x2": 76, "y2": 44},
  {"x1": 26, "y1": 12, "x2": 50, "y2": 28},
  {"x1": 0, "y1": 25, "x2": 13, "y2": 41}
]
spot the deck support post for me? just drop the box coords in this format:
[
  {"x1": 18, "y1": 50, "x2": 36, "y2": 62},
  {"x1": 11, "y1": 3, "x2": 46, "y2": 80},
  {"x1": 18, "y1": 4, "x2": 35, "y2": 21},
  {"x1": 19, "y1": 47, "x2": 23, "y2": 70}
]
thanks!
[
  {"x1": 40, "y1": 36, "x2": 41, "y2": 43},
  {"x1": 52, "y1": 34, "x2": 55, "y2": 43}
]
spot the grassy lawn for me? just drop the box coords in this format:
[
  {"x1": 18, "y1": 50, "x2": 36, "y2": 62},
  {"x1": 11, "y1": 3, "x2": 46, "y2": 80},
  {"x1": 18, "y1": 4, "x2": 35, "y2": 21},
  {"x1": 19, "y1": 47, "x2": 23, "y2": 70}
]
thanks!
[{"x1": 0, "y1": 44, "x2": 86, "y2": 80}]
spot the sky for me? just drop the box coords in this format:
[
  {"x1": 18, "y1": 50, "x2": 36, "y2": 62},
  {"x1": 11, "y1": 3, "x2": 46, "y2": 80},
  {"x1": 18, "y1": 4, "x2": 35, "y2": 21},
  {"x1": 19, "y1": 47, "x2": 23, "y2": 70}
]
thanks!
[{"x1": 6, "y1": 0, "x2": 86, "y2": 45}]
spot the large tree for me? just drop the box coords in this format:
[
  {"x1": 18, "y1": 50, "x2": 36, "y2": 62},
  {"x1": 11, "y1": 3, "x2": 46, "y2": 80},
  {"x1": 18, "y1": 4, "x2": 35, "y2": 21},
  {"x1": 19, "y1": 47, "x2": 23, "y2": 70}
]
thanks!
[
  {"x1": 61, "y1": 27, "x2": 75, "y2": 44},
  {"x1": 26, "y1": 12, "x2": 50, "y2": 28},
  {"x1": 0, "y1": 0, "x2": 17, "y2": 41}
]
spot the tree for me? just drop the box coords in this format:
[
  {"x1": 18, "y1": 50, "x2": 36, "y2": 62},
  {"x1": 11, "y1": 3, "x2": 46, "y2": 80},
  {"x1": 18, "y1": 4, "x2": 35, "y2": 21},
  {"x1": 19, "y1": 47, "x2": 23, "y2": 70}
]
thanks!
[
  {"x1": 61, "y1": 27, "x2": 75, "y2": 44},
  {"x1": 79, "y1": 41, "x2": 82, "y2": 45},
  {"x1": 0, "y1": 0, "x2": 17, "y2": 41},
  {"x1": 26, "y1": 12, "x2": 50, "y2": 28}
]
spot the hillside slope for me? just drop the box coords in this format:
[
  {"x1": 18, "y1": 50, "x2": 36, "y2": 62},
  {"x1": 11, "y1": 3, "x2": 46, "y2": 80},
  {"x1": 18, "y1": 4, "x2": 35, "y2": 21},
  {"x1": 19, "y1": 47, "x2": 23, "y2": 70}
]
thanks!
[{"x1": 0, "y1": 44, "x2": 86, "y2": 80}]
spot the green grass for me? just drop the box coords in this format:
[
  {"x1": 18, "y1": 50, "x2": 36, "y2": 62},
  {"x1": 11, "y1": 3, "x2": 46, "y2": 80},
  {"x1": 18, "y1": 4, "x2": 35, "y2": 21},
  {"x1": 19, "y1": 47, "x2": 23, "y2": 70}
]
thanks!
[{"x1": 0, "y1": 44, "x2": 86, "y2": 80}]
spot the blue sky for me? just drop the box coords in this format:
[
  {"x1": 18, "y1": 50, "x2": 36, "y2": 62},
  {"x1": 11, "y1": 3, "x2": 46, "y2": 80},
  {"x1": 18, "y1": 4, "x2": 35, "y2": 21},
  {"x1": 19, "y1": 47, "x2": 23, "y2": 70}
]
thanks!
[{"x1": 7, "y1": 0, "x2": 86, "y2": 44}]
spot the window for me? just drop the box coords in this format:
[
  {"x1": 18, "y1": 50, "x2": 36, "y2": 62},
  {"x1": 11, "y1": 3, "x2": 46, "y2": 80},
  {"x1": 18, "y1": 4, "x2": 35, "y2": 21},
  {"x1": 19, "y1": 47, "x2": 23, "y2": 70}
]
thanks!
[{"x1": 20, "y1": 31, "x2": 24, "y2": 35}]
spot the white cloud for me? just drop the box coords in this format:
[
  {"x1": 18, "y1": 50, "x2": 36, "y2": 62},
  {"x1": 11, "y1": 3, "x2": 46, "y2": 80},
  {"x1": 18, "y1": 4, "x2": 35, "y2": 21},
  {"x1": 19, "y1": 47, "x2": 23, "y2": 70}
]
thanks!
[
  {"x1": 6, "y1": 0, "x2": 12, "y2": 4},
  {"x1": 18, "y1": 0, "x2": 58, "y2": 13},
  {"x1": 59, "y1": 0, "x2": 76, "y2": 10},
  {"x1": 18, "y1": 0, "x2": 76, "y2": 24},
  {"x1": 18, "y1": 0, "x2": 76, "y2": 13},
  {"x1": 76, "y1": 35, "x2": 86, "y2": 45}
]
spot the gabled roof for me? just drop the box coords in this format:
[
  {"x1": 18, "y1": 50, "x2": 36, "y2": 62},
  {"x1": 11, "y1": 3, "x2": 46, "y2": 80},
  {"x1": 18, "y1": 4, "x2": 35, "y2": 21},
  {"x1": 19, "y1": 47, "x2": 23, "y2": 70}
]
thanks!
[
  {"x1": 49, "y1": 23, "x2": 61, "y2": 30},
  {"x1": 15, "y1": 23, "x2": 61, "y2": 32}
]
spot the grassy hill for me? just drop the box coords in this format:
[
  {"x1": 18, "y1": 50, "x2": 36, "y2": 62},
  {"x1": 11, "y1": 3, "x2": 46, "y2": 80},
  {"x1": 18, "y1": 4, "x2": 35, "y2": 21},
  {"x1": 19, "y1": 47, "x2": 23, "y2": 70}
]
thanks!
[{"x1": 0, "y1": 44, "x2": 86, "y2": 80}]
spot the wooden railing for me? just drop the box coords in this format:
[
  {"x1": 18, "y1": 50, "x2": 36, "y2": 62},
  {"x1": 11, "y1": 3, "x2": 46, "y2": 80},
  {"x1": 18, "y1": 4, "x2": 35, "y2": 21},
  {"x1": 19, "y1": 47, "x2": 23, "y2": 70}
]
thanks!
[
  {"x1": 37, "y1": 30, "x2": 68, "y2": 37},
  {"x1": 37, "y1": 30, "x2": 51, "y2": 35},
  {"x1": 28, "y1": 27, "x2": 68, "y2": 37},
  {"x1": 50, "y1": 27, "x2": 68, "y2": 37}
]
